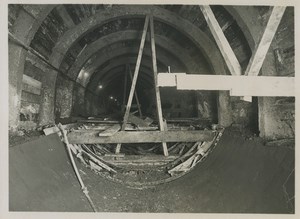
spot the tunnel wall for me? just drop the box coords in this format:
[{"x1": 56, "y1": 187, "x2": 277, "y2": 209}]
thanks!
[
  {"x1": 258, "y1": 7, "x2": 295, "y2": 139},
  {"x1": 8, "y1": 5, "x2": 295, "y2": 140},
  {"x1": 229, "y1": 6, "x2": 295, "y2": 139}
]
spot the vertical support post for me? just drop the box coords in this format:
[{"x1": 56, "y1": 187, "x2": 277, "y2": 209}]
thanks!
[
  {"x1": 116, "y1": 15, "x2": 149, "y2": 154},
  {"x1": 128, "y1": 65, "x2": 143, "y2": 118},
  {"x1": 149, "y1": 15, "x2": 169, "y2": 156}
]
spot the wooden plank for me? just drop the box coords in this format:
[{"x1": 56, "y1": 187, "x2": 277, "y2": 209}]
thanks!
[
  {"x1": 199, "y1": 5, "x2": 242, "y2": 76},
  {"x1": 157, "y1": 73, "x2": 186, "y2": 87},
  {"x1": 102, "y1": 155, "x2": 178, "y2": 163},
  {"x1": 22, "y1": 83, "x2": 41, "y2": 95},
  {"x1": 21, "y1": 90, "x2": 41, "y2": 103},
  {"x1": 149, "y1": 15, "x2": 169, "y2": 157},
  {"x1": 144, "y1": 117, "x2": 154, "y2": 126},
  {"x1": 242, "y1": 6, "x2": 286, "y2": 102},
  {"x1": 43, "y1": 123, "x2": 78, "y2": 135},
  {"x1": 245, "y1": 6, "x2": 286, "y2": 77},
  {"x1": 77, "y1": 119, "x2": 119, "y2": 124},
  {"x1": 229, "y1": 77, "x2": 294, "y2": 97},
  {"x1": 128, "y1": 114, "x2": 149, "y2": 127},
  {"x1": 102, "y1": 155, "x2": 179, "y2": 166},
  {"x1": 99, "y1": 124, "x2": 121, "y2": 137},
  {"x1": 117, "y1": 16, "x2": 149, "y2": 154},
  {"x1": 22, "y1": 74, "x2": 42, "y2": 90},
  {"x1": 158, "y1": 73, "x2": 294, "y2": 97},
  {"x1": 67, "y1": 130, "x2": 215, "y2": 144}
]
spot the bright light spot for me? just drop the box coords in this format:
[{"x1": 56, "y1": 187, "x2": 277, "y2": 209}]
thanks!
[
  {"x1": 110, "y1": 96, "x2": 113, "y2": 100},
  {"x1": 98, "y1": 85, "x2": 103, "y2": 89},
  {"x1": 83, "y1": 72, "x2": 89, "y2": 77},
  {"x1": 114, "y1": 99, "x2": 117, "y2": 102}
]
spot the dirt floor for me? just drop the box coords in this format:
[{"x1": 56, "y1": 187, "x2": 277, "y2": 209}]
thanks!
[{"x1": 9, "y1": 129, "x2": 294, "y2": 213}]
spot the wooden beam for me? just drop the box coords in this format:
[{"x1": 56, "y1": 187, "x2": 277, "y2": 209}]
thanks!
[
  {"x1": 116, "y1": 16, "x2": 150, "y2": 154},
  {"x1": 242, "y1": 6, "x2": 286, "y2": 102},
  {"x1": 150, "y1": 15, "x2": 169, "y2": 157},
  {"x1": 77, "y1": 119, "x2": 120, "y2": 124},
  {"x1": 157, "y1": 73, "x2": 294, "y2": 97},
  {"x1": 120, "y1": 16, "x2": 149, "y2": 130},
  {"x1": 22, "y1": 83, "x2": 41, "y2": 95},
  {"x1": 128, "y1": 114, "x2": 150, "y2": 127},
  {"x1": 22, "y1": 74, "x2": 42, "y2": 90},
  {"x1": 102, "y1": 155, "x2": 179, "y2": 167},
  {"x1": 245, "y1": 6, "x2": 286, "y2": 77},
  {"x1": 67, "y1": 130, "x2": 215, "y2": 144},
  {"x1": 199, "y1": 5, "x2": 242, "y2": 76},
  {"x1": 99, "y1": 124, "x2": 121, "y2": 137},
  {"x1": 128, "y1": 65, "x2": 142, "y2": 118}
]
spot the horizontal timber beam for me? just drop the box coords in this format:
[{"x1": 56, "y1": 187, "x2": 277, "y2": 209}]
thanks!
[
  {"x1": 67, "y1": 130, "x2": 215, "y2": 144},
  {"x1": 158, "y1": 73, "x2": 294, "y2": 97}
]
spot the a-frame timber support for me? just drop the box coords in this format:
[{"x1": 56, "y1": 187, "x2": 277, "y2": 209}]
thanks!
[
  {"x1": 199, "y1": 5, "x2": 287, "y2": 102},
  {"x1": 115, "y1": 15, "x2": 169, "y2": 156}
]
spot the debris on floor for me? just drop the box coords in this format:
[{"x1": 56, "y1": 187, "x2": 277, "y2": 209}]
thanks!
[{"x1": 55, "y1": 118, "x2": 224, "y2": 188}]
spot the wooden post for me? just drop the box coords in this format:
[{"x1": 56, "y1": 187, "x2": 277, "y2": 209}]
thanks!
[
  {"x1": 149, "y1": 15, "x2": 169, "y2": 156},
  {"x1": 116, "y1": 15, "x2": 150, "y2": 154},
  {"x1": 128, "y1": 65, "x2": 143, "y2": 118},
  {"x1": 241, "y1": 6, "x2": 286, "y2": 101}
]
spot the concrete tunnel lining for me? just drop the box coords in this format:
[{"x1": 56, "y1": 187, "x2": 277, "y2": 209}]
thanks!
[{"x1": 8, "y1": 3, "x2": 295, "y2": 214}]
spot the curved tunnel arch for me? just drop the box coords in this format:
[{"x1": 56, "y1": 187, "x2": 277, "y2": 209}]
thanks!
[
  {"x1": 10, "y1": 4, "x2": 260, "y2": 128},
  {"x1": 46, "y1": 5, "x2": 233, "y2": 123},
  {"x1": 66, "y1": 30, "x2": 206, "y2": 82},
  {"x1": 8, "y1": 5, "x2": 295, "y2": 213}
]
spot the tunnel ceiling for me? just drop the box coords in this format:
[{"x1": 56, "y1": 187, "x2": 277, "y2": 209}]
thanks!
[{"x1": 8, "y1": 4, "x2": 254, "y2": 101}]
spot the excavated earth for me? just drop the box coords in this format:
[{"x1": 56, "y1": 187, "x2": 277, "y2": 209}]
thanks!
[{"x1": 9, "y1": 128, "x2": 294, "y2": 213}]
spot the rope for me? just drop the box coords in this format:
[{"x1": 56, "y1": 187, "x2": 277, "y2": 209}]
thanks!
[{"x1": 58, "y1": 124, "x2": 98, "y2": 212}]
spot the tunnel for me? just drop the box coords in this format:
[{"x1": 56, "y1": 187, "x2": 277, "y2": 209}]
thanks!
[{"x1": 8, "y1": 4, "x2": 295, "y2": 214}]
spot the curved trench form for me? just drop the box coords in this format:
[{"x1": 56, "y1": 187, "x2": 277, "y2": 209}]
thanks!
[{"x1": 8, "y1": 4, "x2": 295, "y2": 213}]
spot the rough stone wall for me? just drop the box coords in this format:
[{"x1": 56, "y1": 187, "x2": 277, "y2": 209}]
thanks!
[
  {"x1": 19, "y1": 58, "x2": 45, "y2": 130},
  {"x1": 146, "y1": 88, "x2": 218, "y2": 121},
  {"x1": 259, "y1": 7, "x2": 294, "y2": 139},
  {"x1": 54, "y1": 74, "x2": 74, "y2": 119}
]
